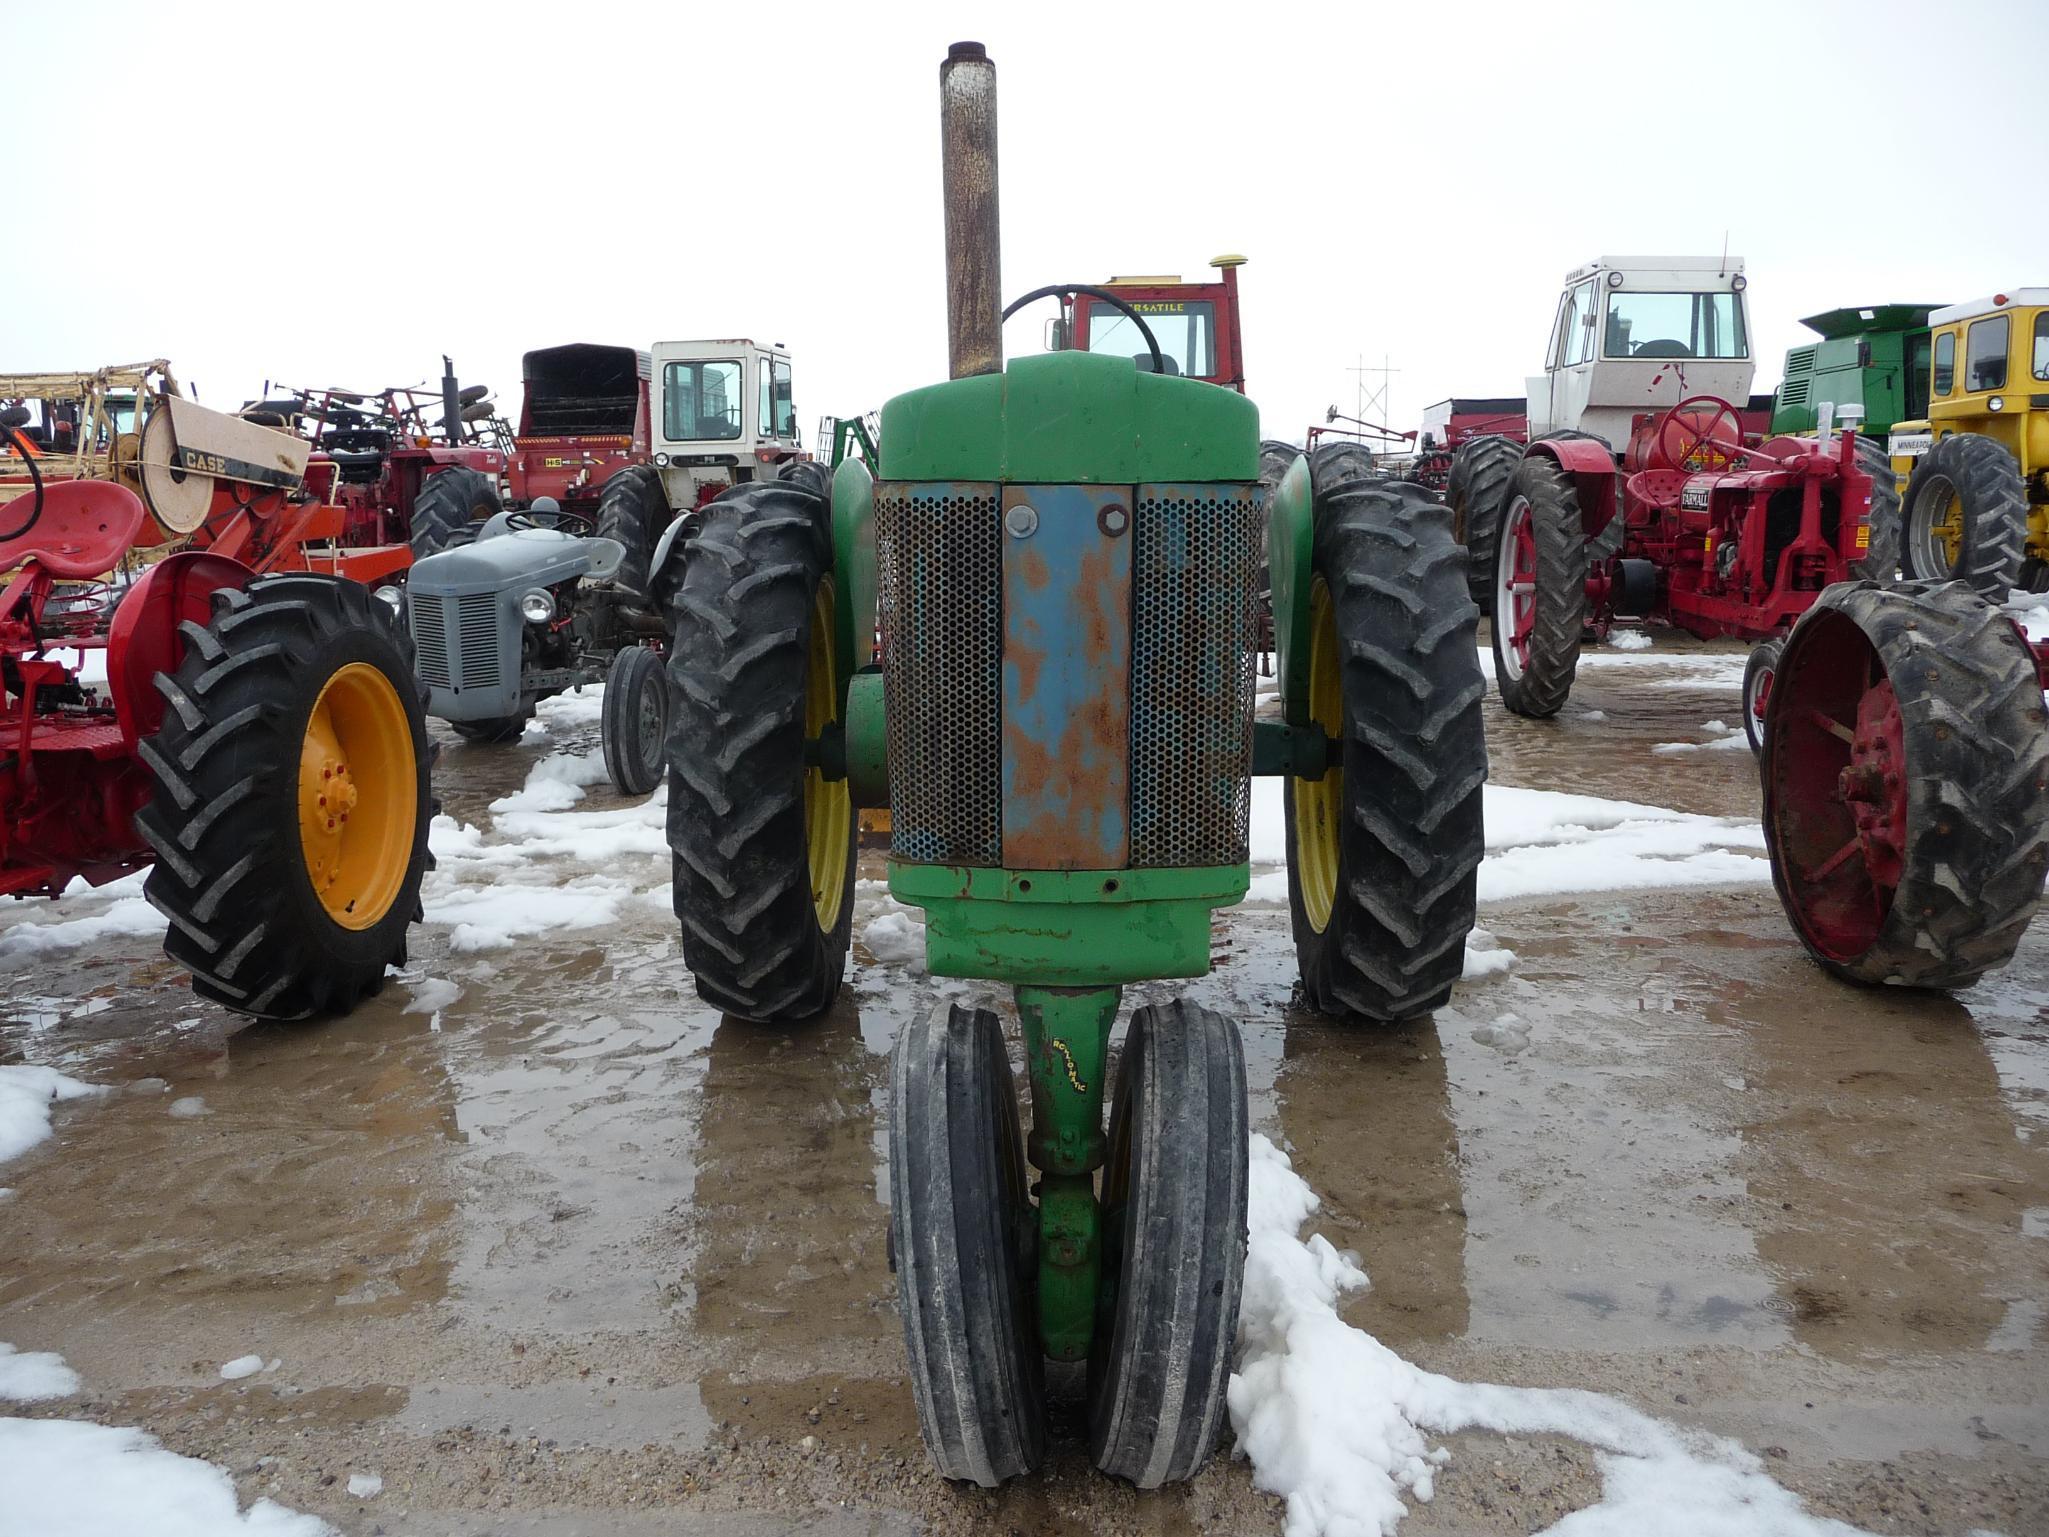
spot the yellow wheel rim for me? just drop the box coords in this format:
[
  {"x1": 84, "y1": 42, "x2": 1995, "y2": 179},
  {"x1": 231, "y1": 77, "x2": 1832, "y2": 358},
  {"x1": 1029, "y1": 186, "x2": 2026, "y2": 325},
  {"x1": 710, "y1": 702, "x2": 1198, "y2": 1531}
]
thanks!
[
  {"x1": 1292, "y1": 577, "x2": 1342, "y2": 933},
  {"x1": 1933, "y1": 488, "x2": 1963, "y2": 569},
  {"x1": 297, "y1": 662, "x2": 416, "y2": 930},
  {"x1": 805, "y1": 579, "x2": 851, "y2": 931}
]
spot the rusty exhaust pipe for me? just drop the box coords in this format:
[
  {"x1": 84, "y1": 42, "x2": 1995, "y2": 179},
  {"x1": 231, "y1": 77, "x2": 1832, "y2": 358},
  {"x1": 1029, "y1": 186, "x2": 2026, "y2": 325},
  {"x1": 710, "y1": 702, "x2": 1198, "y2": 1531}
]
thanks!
[{"x1": 940, "y1": 41, "x2": 1001, "y2": 380}]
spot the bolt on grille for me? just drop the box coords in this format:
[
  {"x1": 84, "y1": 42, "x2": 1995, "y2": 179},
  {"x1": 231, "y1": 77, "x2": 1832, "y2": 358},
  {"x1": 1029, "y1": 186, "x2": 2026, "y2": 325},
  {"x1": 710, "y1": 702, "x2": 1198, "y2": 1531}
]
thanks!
[
  {"x1": 412, "y1": 594, "x2": 452, "y2": 688},
  {"x1": 1129, "y1": 484, "x2": 1261, "y2": 867},
  {"x1": 455, "y1": 593, "x2": 502, "y2": 690},
  {"x1": 876, "y1": 482, "x2": 1003, "y2": 865}
]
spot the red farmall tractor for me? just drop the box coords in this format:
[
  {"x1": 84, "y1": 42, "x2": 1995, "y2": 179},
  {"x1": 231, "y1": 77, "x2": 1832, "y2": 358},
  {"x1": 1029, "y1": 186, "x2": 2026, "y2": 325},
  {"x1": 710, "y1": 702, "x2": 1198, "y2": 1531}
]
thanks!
[
  {"x1": 1760, "y1": 579, "x2": 2049, "y2": 990},
  {"x1": 1449, "y1": 257, "x2": 1898, "y2": 742},
  {"x1": 251, "y1": 357, "x2": 508, "y2": 559},
  {"x1": 2, "y1": 377, "x2": 431, "y2": 1019}
]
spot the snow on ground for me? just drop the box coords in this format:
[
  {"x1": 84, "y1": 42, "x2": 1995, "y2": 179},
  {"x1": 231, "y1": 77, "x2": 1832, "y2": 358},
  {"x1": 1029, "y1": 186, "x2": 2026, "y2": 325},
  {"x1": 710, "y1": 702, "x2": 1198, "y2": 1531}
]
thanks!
[
  {"x1": 1654, "y1": 719, "x2": 1754, "y2": 755},
  {"x1": 345, "y1": 1472, "x2": 382, "y2": 1498},
  {"x1": 0, "y1": 1066, "x2": 108, "y2": 1167},
  {"x1": 1248, "y1": 779, "x2": 1767, "y2": 905},
  {"x1": 487, "y1": 748, "x2": 610, "y2": 815},
  {"x1": 1605, "y1": 629, "x2": 1653, "y2": 651},
  {"x1": 0, "y1": 1416, "x2": 334, "y2": 1536},
  {"x1": 0, "y1": 1343, "x2": 78, "y2": 1403},
  {"x1": 1231, "y1": 1135, "x2": 1872, "y2": 1537},
  {"x1": 0, "y1": 891, "x2": 162, "y2": 962},
  {"x1": 218, "y1": 1355, "x2": 264, "y2": 1381},
  {"x1": 1459, "y1": 926, "x2": 1516, "y2": 980}
]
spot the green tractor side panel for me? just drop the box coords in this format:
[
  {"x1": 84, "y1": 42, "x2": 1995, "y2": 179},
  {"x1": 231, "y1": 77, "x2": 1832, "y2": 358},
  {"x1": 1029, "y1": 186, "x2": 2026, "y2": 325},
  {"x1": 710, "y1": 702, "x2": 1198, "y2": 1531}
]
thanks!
[
  {"x1": 1771, "y1": 304, "x2": 1939, "y2": 437},
  {"x1": 831, "y1": 455, "x2": 876, "y2": 692},
  {"x1": 879, "y1": 350, "x2": 1258, "y2": 483},
  {"x1": 1267, "y1": 453, "x2": 1315, "y2": 723}
]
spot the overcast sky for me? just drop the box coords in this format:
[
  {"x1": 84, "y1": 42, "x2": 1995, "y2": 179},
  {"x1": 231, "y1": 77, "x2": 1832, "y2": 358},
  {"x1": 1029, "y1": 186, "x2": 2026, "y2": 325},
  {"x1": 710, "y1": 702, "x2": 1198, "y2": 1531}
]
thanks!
[{"x1": 8, "y1": 0, "x2": 2044, "y2": 450}]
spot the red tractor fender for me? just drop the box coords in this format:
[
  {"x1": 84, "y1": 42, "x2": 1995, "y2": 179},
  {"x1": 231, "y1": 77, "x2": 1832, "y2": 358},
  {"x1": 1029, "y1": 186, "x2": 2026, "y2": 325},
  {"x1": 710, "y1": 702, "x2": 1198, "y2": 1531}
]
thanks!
[
  {"x1": 107, "y1": 551, "x2": 253, "y2": 744},
  {"x1": 417, "y1": 444, "x2": 508, "y2": 474},
  {"x1": 1524, "y1": 435, "x2": 1619, "y2": 540}
]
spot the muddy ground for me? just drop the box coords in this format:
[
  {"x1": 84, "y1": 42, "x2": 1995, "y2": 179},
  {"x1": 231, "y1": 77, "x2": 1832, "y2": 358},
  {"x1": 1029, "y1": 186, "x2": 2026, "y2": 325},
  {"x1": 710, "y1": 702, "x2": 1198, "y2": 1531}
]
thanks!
[{"x1": 4, "y1": 634, "x2": 2046, "y2": 1535}]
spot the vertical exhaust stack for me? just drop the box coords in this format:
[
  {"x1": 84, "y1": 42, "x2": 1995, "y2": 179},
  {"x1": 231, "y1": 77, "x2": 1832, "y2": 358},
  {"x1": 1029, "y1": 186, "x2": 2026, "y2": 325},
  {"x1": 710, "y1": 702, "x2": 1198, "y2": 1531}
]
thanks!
[
  {"x1": 440, "y1": 355, "x2": 464, "y2": 445},
  {"x1": 940, "y1": 42, "x2": 1001, "y2": 380}
]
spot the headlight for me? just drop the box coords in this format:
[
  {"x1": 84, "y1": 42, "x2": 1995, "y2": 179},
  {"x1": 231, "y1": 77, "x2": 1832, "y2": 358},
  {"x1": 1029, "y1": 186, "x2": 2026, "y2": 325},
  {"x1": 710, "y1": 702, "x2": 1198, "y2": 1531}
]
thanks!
[
  {"x1": 653, "y1": 451, "x2": 671, "y2": 468},
  {"x1": 1606, "y1": 270, "x2": 1624, "y2": 288},
  {"x1": 1989, "y1": 395, "x2": 2005, "y2": 412},
  {"x1": 1731, "y1": 274, "x2": 1747, "y2": 291},
  {"x1": 373, "y1": 585, "x2": 403, "y2": 611},
  {"x1": 519, "y1": 589, "x2": 555, "y2": 623}
]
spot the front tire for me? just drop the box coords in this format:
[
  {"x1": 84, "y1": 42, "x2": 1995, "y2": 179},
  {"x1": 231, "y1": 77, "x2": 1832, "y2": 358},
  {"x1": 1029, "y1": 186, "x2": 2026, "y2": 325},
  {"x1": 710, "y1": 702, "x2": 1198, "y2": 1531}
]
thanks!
[
  {"x1": 667, "y1": 481, "x2": 854, "y2": 1021},
  {"x1": 1089, "y1": 999, "x2": 1246, "y2": 1487},
  {"x1": 1445, "y1": 434, "x2": 1521, "y2": 611},
  {"x1": 411, "y1": 466, "x2": 501, "y2": 558},
  {"x1": 1491, "y1": 455, "x2": 1587, "y2": 717},
  {"x1": 891, "y1": 1004, "x2": 1044, "y2": 1487},
  {"x1": 594, "y1": 463, "x2": 670, "y2": 605},
  {"x1": 1900, "y1": 433, "x2": 2024, "y2": 598},
  {"x1": 1284, "y1": 447, "x2": 1487, "y2": 1021},
  {"x1": 1741, "y1": 636, "x2": 1784, "y2": 756},
  {"x1": 601, "y1": 645, "x2": 669, "y2": 795},
  {"x1": 1762, "y1": 580, "x2": 2049, "y2": 988},
  {"x1": 137, "y1": 574, "x2": 431, "y2": 1020}
]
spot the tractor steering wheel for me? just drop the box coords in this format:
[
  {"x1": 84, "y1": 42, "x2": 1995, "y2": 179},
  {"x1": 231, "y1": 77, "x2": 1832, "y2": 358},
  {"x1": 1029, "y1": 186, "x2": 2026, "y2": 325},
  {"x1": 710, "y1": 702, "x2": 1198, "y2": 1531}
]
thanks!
[
  {"x1": 508, "y1": 506, "x2": 595, "y2": 537},
  {"x1": 0, "y1": 410, "x2": 46, "y2": 542},
  {"x1": 1655, "y1": 395, "x2": 1744, "y2": 475},
  {"x1": 1002, "y1": 284, "x2": 1166, "y2": 377}
]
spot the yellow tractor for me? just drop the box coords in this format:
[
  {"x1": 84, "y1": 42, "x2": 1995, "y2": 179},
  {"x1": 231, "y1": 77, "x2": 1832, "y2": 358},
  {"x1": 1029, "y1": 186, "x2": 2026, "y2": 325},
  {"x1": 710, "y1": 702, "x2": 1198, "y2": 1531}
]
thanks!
[{"x1": 1888, "y1": 289, "x2": 2049, "y2": 592}]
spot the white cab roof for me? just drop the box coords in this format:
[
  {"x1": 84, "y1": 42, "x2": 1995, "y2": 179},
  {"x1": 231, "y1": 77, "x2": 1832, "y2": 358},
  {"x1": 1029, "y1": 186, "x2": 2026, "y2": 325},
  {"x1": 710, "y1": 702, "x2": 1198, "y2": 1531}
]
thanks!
[
  {"x1": 1930, "y1": 290, "x2": 2049, "y2": 325},
  {"x1": 1563, "y1": 255, "x2": 1746, "y2": 286}
]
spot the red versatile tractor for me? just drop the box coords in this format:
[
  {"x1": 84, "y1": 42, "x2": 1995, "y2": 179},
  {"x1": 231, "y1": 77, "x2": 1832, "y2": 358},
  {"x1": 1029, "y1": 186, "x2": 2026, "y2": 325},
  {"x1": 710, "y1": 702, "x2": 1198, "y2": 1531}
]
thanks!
[
  {"x1": 1, "y1": 387, "x2": 431, "y2": 1019},
  {"x1": 1760, "y1": 579, "x2": 2049, "y2": 991},
  {"x1": 1450, "y1": 257, "x2": 1897, "y2": 743},
  {"x1": 249, "y1": 357, "x2": 508, "y2": 559}
]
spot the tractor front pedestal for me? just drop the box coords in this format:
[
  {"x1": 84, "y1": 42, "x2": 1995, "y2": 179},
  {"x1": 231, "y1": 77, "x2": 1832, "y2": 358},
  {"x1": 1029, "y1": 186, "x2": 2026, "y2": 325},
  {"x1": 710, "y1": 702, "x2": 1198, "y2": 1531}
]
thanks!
[{"x1": 1014, "y1": 984, "x2": 1116, "y2": 1364}]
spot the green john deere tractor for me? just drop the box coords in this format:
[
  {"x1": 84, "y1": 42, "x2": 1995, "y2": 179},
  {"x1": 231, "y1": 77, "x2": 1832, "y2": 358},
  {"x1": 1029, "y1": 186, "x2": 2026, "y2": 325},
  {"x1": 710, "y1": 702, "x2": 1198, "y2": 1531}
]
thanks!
[{"x1": 659, "y1": 42, "x2": 1486, "y2": 1489}]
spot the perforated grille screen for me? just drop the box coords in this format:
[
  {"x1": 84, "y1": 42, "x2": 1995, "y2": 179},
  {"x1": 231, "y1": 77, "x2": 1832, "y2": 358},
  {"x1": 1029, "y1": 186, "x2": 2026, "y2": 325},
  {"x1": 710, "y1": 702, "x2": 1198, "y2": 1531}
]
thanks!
[
  {"x1": 1129, "y1": 484, "x2": 1261, "y2": 866},
  {"x1": 876, "y1": 480, "x2": 1259, "y2": 869},
  {"x1": 876, "y1": 483, "x2": 1004, "y2": 865}
]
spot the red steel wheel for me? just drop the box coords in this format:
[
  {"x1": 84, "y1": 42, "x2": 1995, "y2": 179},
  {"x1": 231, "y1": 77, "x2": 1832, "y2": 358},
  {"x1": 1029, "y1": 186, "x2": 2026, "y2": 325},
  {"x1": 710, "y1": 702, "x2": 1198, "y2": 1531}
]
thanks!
[{"x1": 1762, "y1": 580, "x2": 2049, "y2": 988}]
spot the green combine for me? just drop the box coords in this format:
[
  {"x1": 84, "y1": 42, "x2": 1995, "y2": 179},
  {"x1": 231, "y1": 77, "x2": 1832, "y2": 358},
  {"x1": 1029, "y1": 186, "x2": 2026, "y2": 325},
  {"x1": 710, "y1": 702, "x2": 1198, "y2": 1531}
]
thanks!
[{"x1": 1769, "y1": 304, "x2": 1938, "y2": 437}]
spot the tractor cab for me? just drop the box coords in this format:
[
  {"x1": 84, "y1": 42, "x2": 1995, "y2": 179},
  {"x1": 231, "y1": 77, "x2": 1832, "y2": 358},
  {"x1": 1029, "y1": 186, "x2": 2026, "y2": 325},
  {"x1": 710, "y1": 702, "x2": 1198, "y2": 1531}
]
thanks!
[
  {"x1": 649, "y1": 339, "x2": 802, "y2": 508},
  {"x1": 1529, "y1": 256, "x2": 1753, "y2": 447},
  {"x1": 1055, "y1": 257, "x2": 1248, "y2": 392}
]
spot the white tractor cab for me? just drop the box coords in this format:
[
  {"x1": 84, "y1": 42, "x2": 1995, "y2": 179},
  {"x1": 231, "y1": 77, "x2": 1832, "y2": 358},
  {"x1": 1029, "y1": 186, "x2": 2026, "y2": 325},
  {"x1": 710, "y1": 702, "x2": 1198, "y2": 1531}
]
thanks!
[
  {"x1": 648, "y1": 338, "x2": 802, "y2": 508},
  {"x1": 1529, "y1": 256, "x2": 1753, "y2": 445}
]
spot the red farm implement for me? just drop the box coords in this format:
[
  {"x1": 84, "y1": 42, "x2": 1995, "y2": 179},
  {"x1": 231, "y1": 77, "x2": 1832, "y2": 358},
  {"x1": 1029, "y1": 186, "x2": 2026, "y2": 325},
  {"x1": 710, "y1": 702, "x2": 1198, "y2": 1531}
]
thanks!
[
  {"x1": 1, "y1": 387, "x2": 431, "y2": 1020},
  {"x1": 507, "y1": 343, "x2": 650, "y2": 518},
  {"x1": 251, "y1": 357, "x2": 508, "y2": 560}
]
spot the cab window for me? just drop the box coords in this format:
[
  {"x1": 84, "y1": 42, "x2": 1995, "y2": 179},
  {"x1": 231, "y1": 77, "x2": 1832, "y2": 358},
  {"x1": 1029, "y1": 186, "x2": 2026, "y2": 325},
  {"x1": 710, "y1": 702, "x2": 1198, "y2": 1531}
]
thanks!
[
  {"x1": 1965, "y1": 315, "x2": 2009, "y2": 392},
  {"x1": 758, "y1": 358, "x2": 773, "y2": 439},
  {"x1": 663, "y1": 359, "x2": 743, "y2": 441},
  {"x1": 1933, "y1": 332, "x2": 1956, "y2": 396},
  {"x1": 1085, "y1": 301, "x2": 1215, "y2": 378},
  {"x1": 1602, "y1": 290, "x2": 1746, "y2": 360},
  {"x1": 1558, "y1": 281, "x2": 1597, "y2": 367},
  {"x1": 2034, "y1": 313, "x2": 2049, "y2": 382},
  {"x1": 1905, "y1": 332, "x2": 1932, "y2": 420},
  {"x1": 770, "y1": 358, "x2": 796, "y2": 439}
]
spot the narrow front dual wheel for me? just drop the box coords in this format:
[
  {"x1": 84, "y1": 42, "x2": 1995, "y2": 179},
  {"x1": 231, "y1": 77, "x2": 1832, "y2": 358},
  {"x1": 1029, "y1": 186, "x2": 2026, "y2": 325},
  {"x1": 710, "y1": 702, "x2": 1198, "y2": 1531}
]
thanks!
[{"x1": 890, "y1": 1001, "x2": 1246, "y2": 1489}]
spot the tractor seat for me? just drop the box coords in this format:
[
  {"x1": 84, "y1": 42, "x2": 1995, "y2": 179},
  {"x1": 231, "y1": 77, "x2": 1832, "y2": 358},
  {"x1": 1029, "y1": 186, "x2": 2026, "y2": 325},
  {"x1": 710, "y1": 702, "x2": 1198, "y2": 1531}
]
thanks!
[
  {"x1": 0, "y1": 480, "x2": 147, "y2": 579},
  {"x1": 1632, "y1": 339, "x2": 1694, "y2": 359},
  {"x1": 1133, "y1": 352, "x2": 1183, "y2": 375}
]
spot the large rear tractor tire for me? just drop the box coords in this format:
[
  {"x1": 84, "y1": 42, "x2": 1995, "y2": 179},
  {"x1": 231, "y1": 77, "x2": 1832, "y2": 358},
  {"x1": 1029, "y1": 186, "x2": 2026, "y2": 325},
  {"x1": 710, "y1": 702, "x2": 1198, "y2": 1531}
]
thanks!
[
  {"x1": 137, "y1": 574, "x2": 432, "y2": 1020},
  {"x1": 890, "y1": 1003, "x2": 1044, "y2": 1486},
  {"x1": 1284, "y1": 446, "x2": 1487, "y2": 1021},
  {"x1": 667, "y1": 480, "x2": 854, "y2": 1021},
  {"x1": 1762, "y1": 579, "x2": 2049, "y2": 989},
  {"x1": 410, "y1": 466, "x2": 501, "y2": 558},
  {"x1": 601, "y1": 644, "x2": 669, "y2": 796},
  {"x1": 1089, "y1": 999, "x2": 1246, "y2": 1487},
  {"x1": 1900, "y1": 433, "x2": 2025, "y2": 598},
  {"x1": 1491, "y1": 454, "x2": 1588, "y2": 717},
  {"x1": 1849, "y1": 433, "x2": 1902, "y2": 582},
  {"x1": 594, "y1": 463, "x2": 671, "y2": 606},
  {"x1": 1445, "y1": 434, "x2": 1522, "y2": 612}
]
